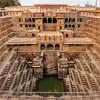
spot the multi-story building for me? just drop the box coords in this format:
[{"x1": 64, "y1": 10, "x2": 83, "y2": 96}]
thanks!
[{"x1": 0, "y1": 4, "x2": 100, "y2": 100}]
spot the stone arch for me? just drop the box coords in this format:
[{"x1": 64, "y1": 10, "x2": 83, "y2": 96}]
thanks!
[
  {"x1": 47, "y1": 44, "x2": 54, "y2": 50},
  {"x1": 19, "y1": 18, "x2": 21, "y2": 22},
  {"x1": 65, "y1": 25, "x2": 68, "y2": 28},
  {"x1": 29, "y1": 24, "x2": 31, "y2": 27},
  {"x1": 25, "y1": 24, "x2": 28, "y2": 27},
  {"x1": 65, "y1": 18, "x2": 68, "y2": 22},
  {"x1": 55, "y1": 44, "x2": 60, "y2": 50},
  {"x1": 69, "y1": 18, "x2": 72, "y2": 22},
  {"x1": 32, "y1": 33, "x2": 35, "y2": 37},
  {"x1": 38, "y1": 26, "x2": 40, "y2": 30},
  {"x1": 53, "y1": 18, "x2": 57, "y2": 23},
  {"x1": 48, "y1": 18, "x2": 52, "y2": 23},
  {"x1": 72, "y1": 18, "x2": 75, "y2": 22},
  {"x1": 32, "y1": 24, "x2": 35, "y2": 27},
  {"x1": 72, "y1": 24, "x2": 75, "y2": 28},
  {"x1": 40, "y1": 44, "x2": 45, "y2": 50},
  {"x1": 32, "y1": 18, "x2": 35, "y2": 22},
  {"x1": 66, "y1": 34, "x2": 68, "y2": 37},
  {"x1": 28, "y1": 18, "x2": 31, "y2": 22},
  {"x1": 69, "y1": 24, "x2": 71, "y2": 28},
  {"x1": 43, "y1": 18, "x2": 47, "y2": 23},
  {"x1": 78, "y1": 24, "x2": 80, "y2": 28},
  {"x1": 60, "y1": 26, "x2": 62, "y2": 30}
]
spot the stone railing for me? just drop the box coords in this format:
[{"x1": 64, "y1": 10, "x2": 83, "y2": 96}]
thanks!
[{"x1": 0, "y1": 91, "x2": 100, "y2": 100}]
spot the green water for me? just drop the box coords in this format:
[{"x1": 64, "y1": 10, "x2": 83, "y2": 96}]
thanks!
[{"x1": 38, "y1": 76, "x2": 64, "y2": 92}]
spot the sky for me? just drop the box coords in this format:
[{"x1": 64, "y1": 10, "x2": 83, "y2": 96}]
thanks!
[{"x1": 20, "y1": 0, "x2": 100, "y2": 7}]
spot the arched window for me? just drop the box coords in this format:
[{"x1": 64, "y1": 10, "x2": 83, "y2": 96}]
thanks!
[
  {"x1": 32, "y1": 34, "x2": 35, "y2": 37},
  {"x1": 48, "y1": 18, "x2": 52, "y2": 23},
  {"x1": 80, "y1": 18, "x2": 83, "y2": 22},
  {"x1": 47, "y1": 44, "x2": 54, "y2": 50},
  {"x1": 66, "y1": 34, "x2": 68, "y2": 37},
  {"x1": 20, "y1": 24, "x2": 22, "y2": 27},
  {"x1": 32, "y1": 24, "x2": 35, "y2": 27},
  {"x1": 60, "y1": 26, "x2": 62, "y2": 30},
  {"x1": 69, "y1": 25, "x2": 71, "y2": 28},
  {"x1": 25, "y1": 24, "x2": 28, "y2": 27},
  {"x1": 53, "y1": 18, "x2": 57, "y2": 23},
  {"x1": 40, "y1": 44, "x2": 45, "y2": 50},
  {"x1": 32, "y1": 18, "x2": 35, "y2": 22},
  {"x1": 69, "y1": 18, "x2": 72, "y2": 22},
  {"x1": 29, "y1": 24, "x2": 31, "y2": 27},
  {"x1": 65, "y1": 25, "x2": 68, "y2": 29},
  {"x1": 65, "y1": 18, "x2": 68, "y2": 23},
  {"x1": 78, "y1": 24, "x2": 80, "y2": 28},
  {"x1": 28, "y1": 18, "x2": 31, "y2": 22},
  {"x1": 43, "y1": 18, "x2": 47, "y2": 23},
  {"x1": 55, "y1": 44, "x2": 60, "y2": 50},
  {"x1": 72, "y1": 25, "x2": 75, "y2": 28},
  {"x1": 38, "y1": 26, "x2": 40, "y2": 30},
  {"x1": 19, "y1": 18, "x2": 21, "y2": 22},
  {"x1": 72, "y1": 18, "x2": 75, "y2": 22}
]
